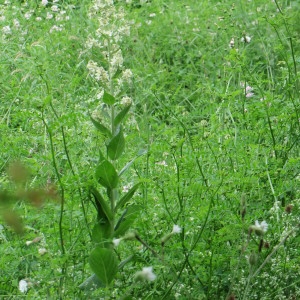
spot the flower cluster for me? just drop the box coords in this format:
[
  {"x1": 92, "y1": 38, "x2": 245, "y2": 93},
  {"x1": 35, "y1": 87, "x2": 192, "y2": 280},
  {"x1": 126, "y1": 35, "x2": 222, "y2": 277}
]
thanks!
[
  {"x1": 85, "y1": 0, "x2": 134, "y2": 98},
  {"x1": 0, "y1": 0, "x2": 72, "y2": 41}
]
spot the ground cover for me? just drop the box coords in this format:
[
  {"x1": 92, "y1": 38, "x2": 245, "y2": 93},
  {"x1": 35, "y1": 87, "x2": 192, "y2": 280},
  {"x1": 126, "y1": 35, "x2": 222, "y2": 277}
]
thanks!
[{"x1": 0, "y1": 0, "x2": 300, "y2": 299}]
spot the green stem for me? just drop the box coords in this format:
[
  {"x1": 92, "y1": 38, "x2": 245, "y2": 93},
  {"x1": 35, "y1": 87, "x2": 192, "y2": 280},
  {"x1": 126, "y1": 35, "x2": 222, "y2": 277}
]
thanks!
[{"x1": 41, "y1": 113, "x2": 65, "y2": 256}]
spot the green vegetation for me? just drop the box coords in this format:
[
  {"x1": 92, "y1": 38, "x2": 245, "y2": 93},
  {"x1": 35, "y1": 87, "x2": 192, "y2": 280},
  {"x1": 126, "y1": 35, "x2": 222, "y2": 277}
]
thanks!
[{"x1": 1, "y1": 0, "x2": 300, "y2": 299}]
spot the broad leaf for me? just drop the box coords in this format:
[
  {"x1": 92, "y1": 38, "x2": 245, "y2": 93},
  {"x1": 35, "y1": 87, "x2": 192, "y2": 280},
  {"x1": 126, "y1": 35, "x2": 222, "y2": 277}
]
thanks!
[
  {"x1": 114, "y1": 205, "x2": 140, "y2": 237},
  {"x1": 96, "y1": 159, "x2": 119, "y2": 189},
  {"x1": 103, "y1": 91, "x2": 116, "y2": 105},
  {"x1": 91, "y1": 221, "x2": 113, "y2": 244},
  {"x1": 90, "y1": 187, "x2": 113, "y2": 221},
  {"x1": 89, "y1": 247, "x2": 118, "y2": 286},
  {"x1": 115, "y1": 183, "x2": 141, "y2": 212},
  {"x1": 90, "y1": 116, "x2": 112, "y2": 138},
  {"x1": 113, "y1": 104, "x2": 131, "y2": 127},
  {"x1": 119, "y1": 149, "x2": 147, "y2": 177},
  {"x1": 107, "y1": 126, "x2": 125, "y2": 160}
]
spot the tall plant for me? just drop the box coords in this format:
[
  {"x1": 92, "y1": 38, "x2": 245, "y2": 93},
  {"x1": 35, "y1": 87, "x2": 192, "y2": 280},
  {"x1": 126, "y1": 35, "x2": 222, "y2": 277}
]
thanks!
[{"x1": 80, "y1": 0, "x2": 141, "y2": 289}]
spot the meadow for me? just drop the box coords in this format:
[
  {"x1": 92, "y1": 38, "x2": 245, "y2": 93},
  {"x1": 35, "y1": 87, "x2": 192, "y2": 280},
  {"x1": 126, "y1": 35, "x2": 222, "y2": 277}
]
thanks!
[{"x1": 0, "y1": 0, "x2": 300, "y2": 299}]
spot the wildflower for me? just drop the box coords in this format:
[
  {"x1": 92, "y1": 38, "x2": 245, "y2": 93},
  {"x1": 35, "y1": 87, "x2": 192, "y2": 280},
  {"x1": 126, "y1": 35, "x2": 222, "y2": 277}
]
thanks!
[
  {"x1": 24, "y1": 12, "x2": 32, "y2": 20},
  {"x1": 172, "y1": 225, "x2": 182, "y2": 234},
  {"x1": 13, "y1": 19, "x2": 20, "y2": 28},
  {"x1": 149, "y1": 13, "x2": 156, "y2": 18},
  {"x1": 19, "y1": 279, "x2": 28, "y2": 293},
  {"x1": 241, "y1": 35, "x2": 251, "y2": 43},
  {"x1": 38, "y1": 248, "x2": 47, "y2": 255},
  {"x1": 245, "y1": 86, "x2": 254, "y2": 98},
  {"x1": 229, "y1": 38, "x2": 234, "y2": 48},
  {"x1": 249, "y1": 220, "x2": 268, "y2": 236},
  {"x1": 2, "y1": 25, "x2": 12, "y2": 35},
  {"x1": 46, "y1": 12, "x2": 53, "y2": 20},
  {"x1": 112, "y1": 238, "x2": 122, "y2": 247},
  {"x1": 26, "y1": 241, "x2": 33, "y2": 246},
  {"x1": 51, "y1": 5, "x2": 59, "y2": 12},
  {"x1": 156, "y1": 160, "x2": 168, "y2": 167},
  {"x1": 41, "y1": 0, "x2": 48, "y2": 5},
  {"x1": 121, "y1": 96, "x2": 132, "y2": 106},
  {"x1": 135, "y1": 266, "x2": 156, "y2": 281}
]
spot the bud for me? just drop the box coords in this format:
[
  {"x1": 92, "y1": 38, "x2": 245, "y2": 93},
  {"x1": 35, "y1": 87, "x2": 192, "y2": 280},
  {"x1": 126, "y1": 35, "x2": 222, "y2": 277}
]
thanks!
[
  {"x1": 285, "y1": 204, "x2": 293, "y2": 214},
  {"x1": 249, "y1": 252, "x2": 258, "y2": 266}
]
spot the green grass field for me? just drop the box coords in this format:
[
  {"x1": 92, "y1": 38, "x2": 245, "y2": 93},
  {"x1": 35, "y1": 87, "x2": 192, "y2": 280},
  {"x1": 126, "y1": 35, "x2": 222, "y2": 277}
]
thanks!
[{"x1": 1, "y1": 0, "x2": 300, "y2": 299}]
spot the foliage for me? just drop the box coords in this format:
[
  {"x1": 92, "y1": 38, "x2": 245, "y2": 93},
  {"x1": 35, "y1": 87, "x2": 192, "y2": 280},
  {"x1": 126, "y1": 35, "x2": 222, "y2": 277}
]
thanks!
[{"x1": 0, "y1": 0, "x2": 300, "y2": 299}]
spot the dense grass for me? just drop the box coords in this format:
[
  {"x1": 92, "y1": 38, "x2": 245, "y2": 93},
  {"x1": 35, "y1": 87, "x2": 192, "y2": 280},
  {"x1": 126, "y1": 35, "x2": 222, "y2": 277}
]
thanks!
[{"x1": 1, "y1": 0, "x2": 300, "y2": 299}]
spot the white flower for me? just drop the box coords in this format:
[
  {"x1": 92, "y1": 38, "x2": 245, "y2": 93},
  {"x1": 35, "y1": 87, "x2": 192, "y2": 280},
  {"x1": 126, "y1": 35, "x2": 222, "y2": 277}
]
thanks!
[
  {"x1": 25, "y1": 241, "x2": 33, "y2": 246},
  {"x1": 156, "y1": 160, "x2": 168, "y2": 167},
  {"x1": 255, "y1": 220, "x2": 268, "y2": 233},
  {"x1": 172, "y1": 225, "x2": 182, "y2": 234},
  {"x1": 38, "y1": 248, "x2": 47, "y2": 255},
  {"x1": 51, "y1": 5, "x2": 59, "y2": 12},
  {"x1": 229, "y1": 38, "x2": 234, "y2": 48},
  {"x1": 41, "y1": 0, "x2": 48, "y2": 5},
  {"x1": 113, "y1": 238, "x2": 122, "y2": 247},
  {"x1": 140, "y1": 266, "x2": 156, "y2": 281},
  {"x1": 241, "y1": 35, "x2": 251, "y2": 43},
  {"x1": 2, "y1": 25, "x2": 12, "y2": 35},
  {"x1": 24, "y1": 12, "x2": 32, "y2": 19},
  {"x1": 46, "y1": 12, "x2": 53, "y2": 20},
  {"x1": 121, "y1": 96, "x2": 132, "y2": 106},
  {"x1": 19, "y1": 279, "x2": 28, "y2": 293}
]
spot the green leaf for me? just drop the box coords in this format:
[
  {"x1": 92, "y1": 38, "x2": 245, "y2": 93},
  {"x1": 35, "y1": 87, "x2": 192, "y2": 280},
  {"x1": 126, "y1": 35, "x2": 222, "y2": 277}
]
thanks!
[
  {"x1": 114, "y1": 205, "x2": 140, "y2": 237},
  {"x1": 103, "y1": 91, "x2": 116, "y2": 105},
  {"x1": 91, "y1": 221, "x2": 113, "y2": 244},
  {"x1": 96, "y1": 159, "x2": 119, "y2": 189},
  {"x1": 90, "y1": 116, "x2": 112, "y2": 138},
  {"x1": 79, "y1": 274, "x2": 104, "y2": 291},
  {"x1": 90, "y1": 187, "x2": 113, "y2": 221},
  {"x1": 89, "y1": 247, "x2": 118, "y2": 286},
  {"x1": 107, "y1": 126, "x2": 125, "y2": 160},
  {"x1": 119, "y1": 149, "x2": 148, "y2": 177},
  {"x1": 113, "y1": 104, "x2": 132, "y2": 127},
  {"x1": 115, "y1": 183, "x2": 141, "y2": 212}
]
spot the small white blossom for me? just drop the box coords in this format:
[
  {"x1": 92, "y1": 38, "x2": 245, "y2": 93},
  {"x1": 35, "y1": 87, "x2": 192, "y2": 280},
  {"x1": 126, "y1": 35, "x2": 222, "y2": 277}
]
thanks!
[
  {"x1": 2, "y1": 25, "x2": 12, "y2": 35},
  {"x1": 41, "y1": 0, "x2": 48, "y2": 5},
  {"x1": 138, "y1": 266, "x2": 156, "y2": 281},
  {"x1": 25, "y1": 241, "x2": 33, "y2": 246},
  {"x1": 241, "y1": 35, "x2": 251, "y2": 43},
  {"x1": 113, "y1": 238, "x2": 122, "y2": 247},
  {"x1": 19, "y1": 279, "x2": 28, "y2": 293},
  {"x1": 255, "y1": 220, "x2": 268, "y2": 233},
  {"x1": 156, "y1": 160, "x2": 168, "y2": 167},
  {"x1": 172, "y1": 225, "x2": 182, "y2": 234},
  {"x1": 121, "y1": 96, "x2": 132, "y2": 106},
  {"x1": 51, "y1": 5, "x2": 59, "y2": 12},
  {"x1": 46, "y1": 12, "x2": 53, "y2": 20},
  {"x1": 24, "y1": 12, "x2": 32, "y2": 20},
  {"x1": 38, "y1": 248, "x2": 47, "y2": 255},
  {"x1": 229, "y1": 38, "x2": 234, "y2": 48}
]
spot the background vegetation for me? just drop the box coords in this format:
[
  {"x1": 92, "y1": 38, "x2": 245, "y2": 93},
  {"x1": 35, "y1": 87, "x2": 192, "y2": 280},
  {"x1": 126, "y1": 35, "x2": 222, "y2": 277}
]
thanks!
[{"x1": 0, "y1": 0, "x2": 300, "y2": 299}]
